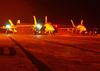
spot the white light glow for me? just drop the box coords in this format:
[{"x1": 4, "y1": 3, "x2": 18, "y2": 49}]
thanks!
[
  {"x1": 95, "y1": 31, "x2": 97, "y2": 33},
  {"x1": 37, "y1": 24, "x2": 41, "y2": 28},
  {"x1": 6, "y1": 24, "x2": 11, "y2": 28}
]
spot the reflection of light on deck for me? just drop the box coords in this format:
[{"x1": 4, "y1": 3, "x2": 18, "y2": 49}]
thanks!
[
  {"x1": 36, "y1": 35, "x2": 43, "y2": 38},
  {"x1": 7, "y1": 34, "x2": 10, "y2": 36}
]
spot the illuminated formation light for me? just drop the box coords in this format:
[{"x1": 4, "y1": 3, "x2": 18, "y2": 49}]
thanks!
[{"x1": 6, "y1": 24, "x2": 11, "y2": 28}]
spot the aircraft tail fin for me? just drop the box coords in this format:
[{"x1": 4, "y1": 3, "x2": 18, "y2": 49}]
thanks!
[
  {"x1": 45, "y1": 16, "x2": 47, "y2": 24},
  {"x1": 17, "y1": 20, "x2": 20, "y2": 24},
  {"x1": 8, "y1": 19, "x2": 14, "y2": 26},
  {"x1": 81, "y1": 20, "x2": 83, "y2": 25},
  {"x1": 71, "y1": 19, "x2": 75, "y2": 27},
  {"x1": 33, "y1": 15, "x2": 37, "y2": 25}
]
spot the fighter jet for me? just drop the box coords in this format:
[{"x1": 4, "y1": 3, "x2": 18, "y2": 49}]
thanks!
[
  {"x1": 1, "y1": 16, "x2": 41, "y2": 34},
  {"x1": 1, "y1": 20, "x2": 18, "y2": 34},
  {"x1": 71, "y1": 19, "x2": 87, "y2": 33},
  {"x1": 44, "y1": 16, "x2": 55, "y2": 35},
  {"x1": 34, "y1": 16, "x2": 55, "y2": 35}
]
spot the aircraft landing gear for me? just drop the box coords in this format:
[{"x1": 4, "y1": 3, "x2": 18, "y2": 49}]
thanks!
[{"x1": 6, "y1": 30, "x2": 8, "y2": 34}]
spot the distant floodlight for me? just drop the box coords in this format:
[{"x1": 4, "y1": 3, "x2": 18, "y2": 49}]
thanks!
[
  {"x1": 95, "y1": 31, "x2": 97, "y2": 33},
  {"x1": 6, "y1": 24, "x2": 11, "y2": 28},
  {"x1": 85, "y1": 31, "x2": 87, "y2": 33},
  {"x1": 37, "y1": 24, "x2": 41, "y2": 28}
]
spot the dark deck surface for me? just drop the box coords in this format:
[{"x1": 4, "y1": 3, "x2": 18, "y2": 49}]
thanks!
[{"x1": 0, "y1": 34, "x2": 100, "y2": 71}]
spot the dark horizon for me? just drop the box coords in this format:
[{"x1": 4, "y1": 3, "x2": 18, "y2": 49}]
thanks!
[{"x1": 0, "y1": 0, "x2": 100, "y2": 32}]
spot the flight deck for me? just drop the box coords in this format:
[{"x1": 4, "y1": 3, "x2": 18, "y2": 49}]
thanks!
[{"x1": 0, "y1": 34, "x2": 100, "y2": 71}]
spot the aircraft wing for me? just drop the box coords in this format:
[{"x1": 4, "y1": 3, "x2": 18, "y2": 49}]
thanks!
[
  {"x1": 1, "y1": 24, "x2": 37, "y2": 29},
  {"x1": 15, "y1": 25, "x2": 36, "y2": 28},
  {"x1": 0, "y1": 26, "x2": 17, "y2": 29}
]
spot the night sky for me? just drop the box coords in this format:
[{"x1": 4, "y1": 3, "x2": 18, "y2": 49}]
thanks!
[{"x1": 0, "y1": 0, "x2": 100, "y2": 32}]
